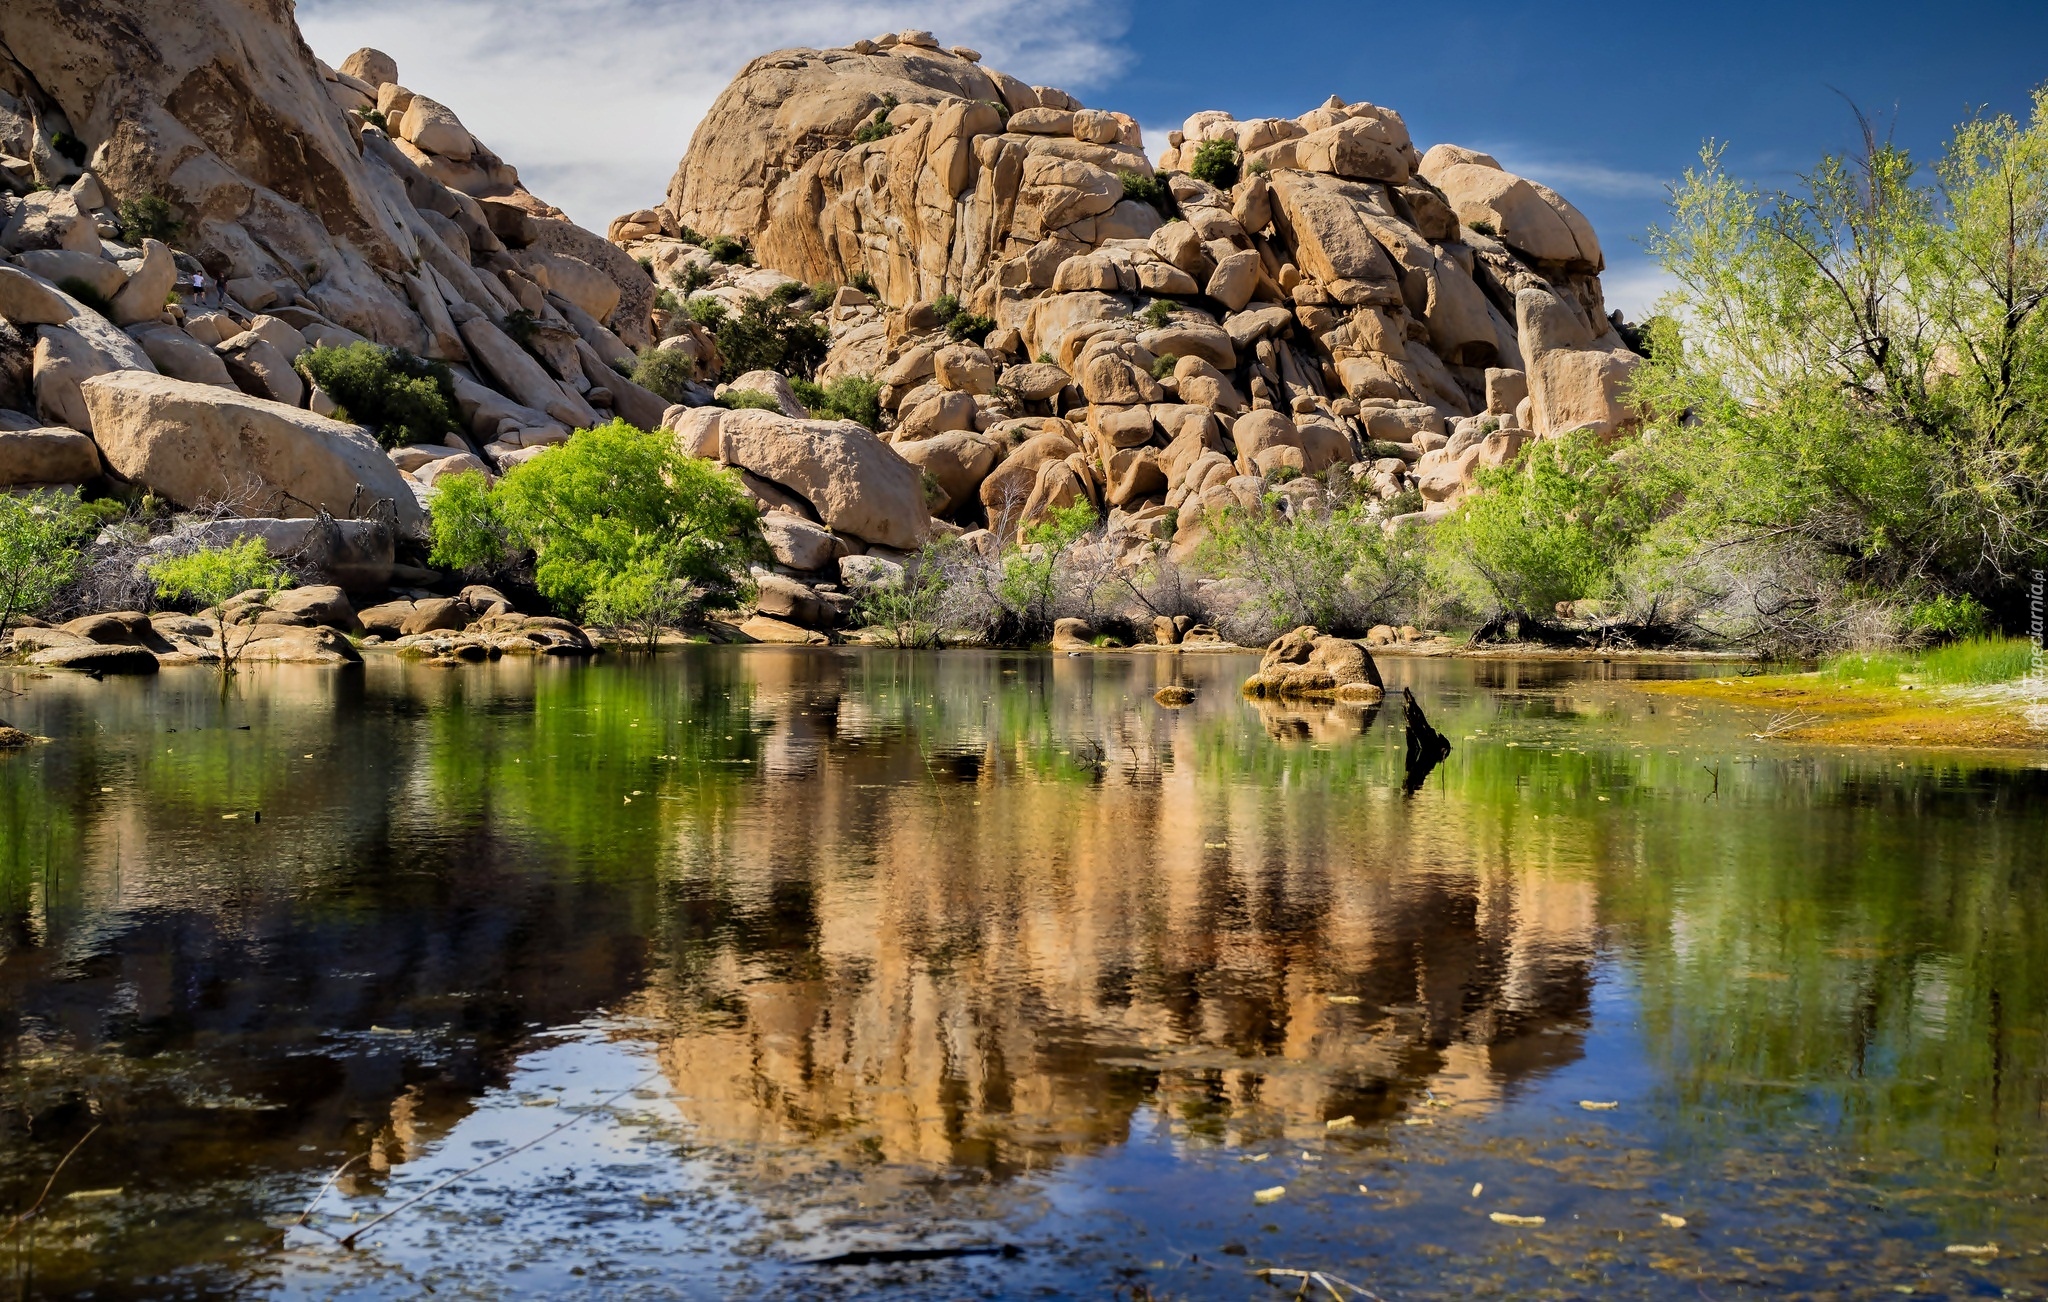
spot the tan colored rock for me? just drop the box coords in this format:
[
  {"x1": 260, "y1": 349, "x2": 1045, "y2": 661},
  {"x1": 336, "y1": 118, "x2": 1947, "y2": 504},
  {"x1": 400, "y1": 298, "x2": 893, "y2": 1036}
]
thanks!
[
  {"x1": 13, "y1": 251, "x2": 123, "y2": 301},
  {"x1": 109, "y1": 239, "x2": 177, "y2": 325},
  {"x1": 932, "y1": 344, "x2": 996, "y2": 394},
  {"x1": 980, "y1": 429, "x2": 1079, "y2": 526},
  {"x1": 761, "y1": 511, "x2": 837, "y2": 571},
  {"x1": 1426, "y1": 158, "x2": 1580, "y2": 264},
  {"x1": 1173, "y1": 356, "x2": 1244, "y2": 413},
  {"x1": 1232, "y1": 409, "x2": 1301, "y2": 469},
  {"x1": 1000, "y1": 362, "x2": 1069, "y2": 401},
  {"x1": 398, "y1": 95, "x2": 474, "y2": 160},
  {"x1": 217, "y1": 331, "x2": 304, "y2": 406},
  {"x1": 1205, "y1": 250, "x2": 1260, "y2": 312},
  {"x1": 339, "y1": 47, "x2": 398, "y2": 88},
  {"x1": 1139, "y1": 318, "x2": 1235, "y2": 371},
  {"x1": 1529, "y1": 348, "x2": 1640, "y2": 438},
  {"x1": 0, "y1": 427, "x2": 101, "y2": 485},
  {"x1": 896, "y1": 429, "x2": 1001, "y2": 514},
  {"x1": 127, "y1": 322, "x2": 236, "y2": 388},
  {"x1": 80, "y1": 371, "x2": 426, "y2": 532},
  {"x1": 896, "y1": 389, "x2": 978, "y2": 439},
  {"x1": 0, "y1": 266, "x2": 74, "y2": 327},
  {"x1": 739, "y1": 614, "x2": 828, "y2": 645},
  {"x1": 717, "y1": 409, "x2": 929, "y2": 549}
]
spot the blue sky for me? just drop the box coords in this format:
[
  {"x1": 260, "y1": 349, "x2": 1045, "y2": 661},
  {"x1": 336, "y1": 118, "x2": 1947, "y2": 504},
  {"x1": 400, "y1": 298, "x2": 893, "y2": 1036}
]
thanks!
[{"x1": 303, "y1": 0, "x2": 2048, "y2": 315}]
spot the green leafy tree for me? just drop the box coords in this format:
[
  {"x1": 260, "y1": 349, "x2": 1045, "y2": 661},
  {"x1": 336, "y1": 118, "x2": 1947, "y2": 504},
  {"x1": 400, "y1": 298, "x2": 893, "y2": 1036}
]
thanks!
[
  {"x1": 1635, "y1": 94, "x2": 2048, "y2": 632},
  {"x1": 146, "y1": 539, "x2": 291, "y2": 676},
  {"x1": 712, "y1": 295, "x2": 828, "y2": 380},
  {"x1": 0, "y1": 491, "x2": 122, "y2": 636},
  {"x1": 427, "y1": 420, "x2": 763, "y2": 631},
  {"x1": 996, "y1": 501, "x2": 1101, "y2": 642},
  {"x1": 789, "y1": 374, "x2": 882, "y2": 428}
]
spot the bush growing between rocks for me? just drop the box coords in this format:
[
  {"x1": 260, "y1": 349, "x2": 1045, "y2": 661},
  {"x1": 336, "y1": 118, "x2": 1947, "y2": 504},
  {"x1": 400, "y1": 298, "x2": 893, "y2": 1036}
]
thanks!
[
  {"x1": 713, "y1": 294, "x2": 828, "y2": 380},
  {"x1": 717, "y1": 388, "x2": 780, "y2": 411},
  {"x1": 702, "y1": 235, "x2": 751, "y2": 265},
  {"x1": 849, "y1": 271, "x2": 877, "y2": 297},
  {"x1": 298, "y1": 342, "x2": 462, "y2": 450},
  {"x1": 50, "y1": 132, "x2": 87, "y2": 166},
  {"x1": 930, "y1": 293, "x2": 961, "y2": 326},
  {"x1": 117, "y1": 193, "x2": 181, "y2": 244},
  {"x1": 428, "y1": 420, "x2": 763, "y2": 628},
  {"x1": 631, "y1": 346, "x2": 697, "y2": 402},
  {"x1": 672, "y1": 263, "x2": 713, "y2": 294},
  {"x1": 501, "y1": 308, "x2": 539, "y2": 344},
  {"x1": 0, "y1": 490, "x2": 123, "y2": 636},
  {"x1": 790, "y1": 373, "x2": 882, "y2": 428},
  {"x1": 1119, "y1": 170, "x2": 1173, "y2": 217},
  {"x1": 361, "y1": 108, "x2": 387, "y2": 130},
  {"x1": 946, "y1": 312, "x2": 996, "y2": 345},
  {"x1": 1140, "y1": 300, "x2": 1175, "y2": 329},
  {"x1": 1189, "y1": 138, "x2": 1241, "y2": 188},
  {"x1": 1149, "y1": 352, "x2": 1178, "y2": 381},
  {"x1": 146, "y1": 538, "x2": 291, "y2": 676},
  {"x1": 686, "y1": 295, "x2": 726, "y2": 327},
  {"x1": 1198, "y1": 501, "x2": 1425, "y2": 641}
]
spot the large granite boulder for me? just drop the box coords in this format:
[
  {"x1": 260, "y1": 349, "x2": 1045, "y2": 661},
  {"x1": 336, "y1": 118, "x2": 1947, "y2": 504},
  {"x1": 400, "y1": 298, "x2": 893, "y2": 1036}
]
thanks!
[{"x1": 716, "y1": 409, "x2": 929, "y2": 550}]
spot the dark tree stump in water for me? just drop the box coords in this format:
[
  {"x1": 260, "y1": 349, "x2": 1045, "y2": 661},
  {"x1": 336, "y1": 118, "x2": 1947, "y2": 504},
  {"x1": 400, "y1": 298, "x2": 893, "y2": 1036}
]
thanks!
[{"x1": 1402, "y1": 688, "x2": 1452, "y2": 791}]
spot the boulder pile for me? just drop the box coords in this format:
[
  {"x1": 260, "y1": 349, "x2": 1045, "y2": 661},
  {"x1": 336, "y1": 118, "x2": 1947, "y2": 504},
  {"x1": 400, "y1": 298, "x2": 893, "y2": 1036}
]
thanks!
[{"x1": 607, "y1": 30, "x2": 1647, "y2": 629}]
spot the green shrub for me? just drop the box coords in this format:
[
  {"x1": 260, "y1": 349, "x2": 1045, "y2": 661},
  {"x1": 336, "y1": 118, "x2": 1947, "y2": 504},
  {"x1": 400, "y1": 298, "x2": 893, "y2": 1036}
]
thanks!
[
  {"x1": 1265, "y1": 464, "x2": 1301, "y2": 484},
  {"x1": 653, "y1": 287, "x2": 681, "y2": 313},
  {"x1": 56, "y1": 276, "x2": 114, "y2": 318},
  {"x1": 671, "y1": 262, "x2": 712, "y2": 294},
  {"x1": 1914, "y1": 636, "x2": 2038, "y2": 685},
  {"x1": 50, "y1": 132, "x2": 87, "y2": 166},
  {"x1": 1140, "y1": 299, "x2": 1175, "y2": 329},
  {"x1": 809, "y1": 280, "x2": 838, "y2": 305},
  {"x1": 849, "y1": 271, "x2": 877, "y2": 297},
  {"x1": 714, "y1": 294, "x2": 829, "y2": 379},
  {"x1": 427, "y1": 419, "x2": 763, "y2": 632},
  {"x1": 1149, "y1": 352, "x2": 1178, "y2": 381},
  {"x1": 702, "y1": 234, "x2": 750, "y2": 265},
  {"x1": 931, "y1": 293, "x2": 961, "y2": 326},
  {"x1": 501, "y1": 308, "x2": 538, "y2": 345},
  {"x1": 686, "y1": 295, "x2": 727, "y2": 328},
  {"x1": 631, "y1": 346, "x2": 698, "y2": 402},
  {"x1": 1909, "y1": 592, "x2": 1991, "y2": 640},
  {"x1": 675, "y1": 224, "x2": 703, "y2": 245},
  {"x1": 1467, "y1": 219, "x2": 1497, "y2": 238},
  {"x1": 1188, "y1": 138, "x2": 1241, "y2": 189},
  {"x1": 116, "y1": 193, "x2": 181, "y2": 243},
  {"x1": 0, "y1": 490, "x2": 123, "y2": 635},
  {"x1": 146, "y1": 538, "x2": 291, "y2": 676},
  {"x1": 1197, "y1": 501, "x2": 1425, "y2": 636},
  {"x1": 717, "y1": 388, "x2": 781, "y2": 411},
  {"x1": 636, "y1": 256, "x2": 655, "y2": 278},
  {"x1": 1429, "y1": 429, "x2": 1658, "y2": 624},
  {"x1": 1247, "y1": 156, "x2": 1271, "y2": 176},
  {"x1": 945, "y1": 312, "x2": 995, "y2": 344},
  {"x1": 854, "y1": 109, "x2": 896, "y2": 144},
  {"x1": 768, "y1": 280, "x2": 809, "y2": 305},
  {"x1": 791, "y1": 373, "x2": 882, "y2": 428},
  {"x1": 298, "y1": 342, "x2": 462, "y2": 450},
  {"x1": 1119, "y1": 169, "x2": 1173, "y2": 217},
  {"x1": 361, "y1": 108, "x2": 388, "y2": 130}
]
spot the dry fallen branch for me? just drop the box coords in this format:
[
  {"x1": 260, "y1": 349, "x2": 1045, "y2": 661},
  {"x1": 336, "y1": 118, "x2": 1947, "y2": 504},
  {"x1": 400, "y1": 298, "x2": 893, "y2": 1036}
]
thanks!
[
  {"x1": 1255, "y1": 1266, "x2": 1387, "y2": 1301},
  {"x1": 1, "y1": 1123, "x2": 100, "y2": 1241}
]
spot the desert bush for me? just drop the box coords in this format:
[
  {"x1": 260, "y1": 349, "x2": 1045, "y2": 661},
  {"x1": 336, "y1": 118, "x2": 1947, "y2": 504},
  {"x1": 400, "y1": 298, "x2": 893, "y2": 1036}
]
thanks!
[
  {"x1": 717, "y1": 388, "x2": 780, "y2": 411},
  {"x1": 1140, "y1": 300, "x2": 1175, "y2": 329},
  {"x1": 1188, "y1": 138, "x2": 1241, "y2": 188},
  {"x1": 631, "y1": 346, "x2": 697, "y2": 402},
  {"x1": 1149, "y1": 352, "x2": 1178, "y2": 381},
  {"x1": 1119, "y1": 169, "x2": 1173, "y2": 217},
  {"x1": 848, "y1": 271, "x2": 877, "y2": 297},
  {"x1": 686, "y1": 295, "x2": 726, "y2": 327},
  {"x1": 702, "y1": 235, "x2": 750, "y2": 265},
  {"x1": 790, "y1": 373, "x2": 882, "y2": 428},
  {"x1": 712, "y1": 295, "x2": 828, "y2": 380},
  {"x1": 1198, "y1": 500, "x2": 1426, "y2": 640},
  {"x1": 946, "y1": 312, "x2": 996, "y2": 344},
  {"x1": 930, "y1": 293, "x2": 961, "y2": 326},
  {"x1": 298, "y1": 343, "x2": 462, "y2": 450},
  {"x1": 427, "y1": 419, "x2": 762, "y2": 626},
  {"x1": 672, "y1": 262, "x2": 713, "y2": 294},
  {"x1": 116, "y1": 193, "x2": 181, "y2": 243}
]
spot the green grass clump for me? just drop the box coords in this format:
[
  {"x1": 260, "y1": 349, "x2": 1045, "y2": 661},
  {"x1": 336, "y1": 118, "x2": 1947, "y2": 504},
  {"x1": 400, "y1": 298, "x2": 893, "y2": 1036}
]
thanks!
[
  {"x1": 299, "y1": 342, "x2": 461, "y2": 450},
  {"x1": 931, "y1": 293, "x2": 961, "y2": 326},
  {"x1": 1140, "y1": 299, "x2": 1175, "y2": 328},
  {"x1": 790, "y1": 373, "x2": 882, "y2": 429},
  {"x1": 854, "y1": 108, "x2": 897, "y2": 144},
  {"x1": 631, "y1": 347, "x2": 698, "y2": 403},
  {"x1": 1188, "y1": 138, "x2": 1241, "y2": 189},
  {"x1": 1820, "y1": 636, "x2": 2038, "y2": 687},
  {"x1": 1467, "y1": 219, "x2": 1498, "y2": 238},
  {"x1": 1149, "y1": 352, "x2": 1178, "y2": 381},
  {"x1": 718, "y1": 388, "x2": 781, "y2": 412}
]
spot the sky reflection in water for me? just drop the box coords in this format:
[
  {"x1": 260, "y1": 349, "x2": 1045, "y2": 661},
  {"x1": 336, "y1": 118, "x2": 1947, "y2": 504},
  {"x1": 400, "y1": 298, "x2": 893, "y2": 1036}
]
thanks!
[{"x1": 1, "y1": 649, "x2": 2044, "y2": 1299}]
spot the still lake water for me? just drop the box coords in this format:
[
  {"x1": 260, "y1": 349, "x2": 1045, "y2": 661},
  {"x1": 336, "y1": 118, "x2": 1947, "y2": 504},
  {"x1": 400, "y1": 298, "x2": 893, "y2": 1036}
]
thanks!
[{"x1": 2, "y1": 648, "x2": 2045, "y2": 1300}]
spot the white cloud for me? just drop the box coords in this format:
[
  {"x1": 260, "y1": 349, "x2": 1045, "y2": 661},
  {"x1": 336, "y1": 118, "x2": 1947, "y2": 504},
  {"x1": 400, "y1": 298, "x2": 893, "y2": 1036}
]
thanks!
[
  {"x1": 1476, "y1": 147, "x2": 1670, "y2": 200},
  {"x1": 299, "y1": 0, "x2": 1130, "y2": 232},
  {"x1": 1597, "y1": 256, "x2": 1678, "y2": 320}
]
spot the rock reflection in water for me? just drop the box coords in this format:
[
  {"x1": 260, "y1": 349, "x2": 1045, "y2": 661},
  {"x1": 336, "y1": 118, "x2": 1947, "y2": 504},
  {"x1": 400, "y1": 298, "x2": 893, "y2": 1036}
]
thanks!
[{"x1": 631, "y1": 649, "x2": 1592, "y2": 1177}]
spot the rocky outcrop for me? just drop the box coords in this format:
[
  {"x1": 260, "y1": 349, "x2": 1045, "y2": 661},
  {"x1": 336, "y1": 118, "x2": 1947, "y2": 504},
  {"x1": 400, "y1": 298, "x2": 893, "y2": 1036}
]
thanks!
[{"x1": 1241, "y1": 626, "x2": 1385, "y2": 701}]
